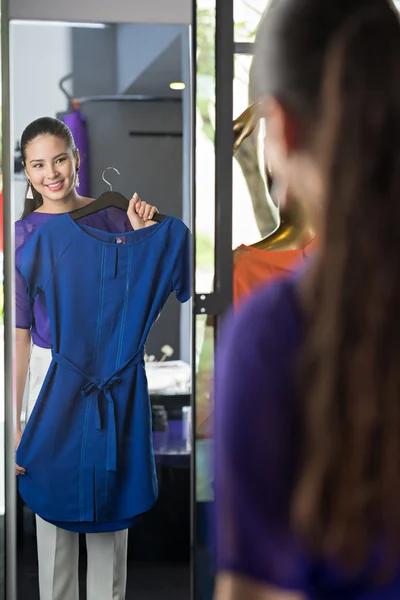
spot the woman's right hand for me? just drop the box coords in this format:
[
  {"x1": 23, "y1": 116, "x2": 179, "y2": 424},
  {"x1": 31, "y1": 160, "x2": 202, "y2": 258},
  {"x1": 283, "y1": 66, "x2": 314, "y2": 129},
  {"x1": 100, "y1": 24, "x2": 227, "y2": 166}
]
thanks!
[{"x1": 15, "y1": 429, "x2": 26, "y2": 476}]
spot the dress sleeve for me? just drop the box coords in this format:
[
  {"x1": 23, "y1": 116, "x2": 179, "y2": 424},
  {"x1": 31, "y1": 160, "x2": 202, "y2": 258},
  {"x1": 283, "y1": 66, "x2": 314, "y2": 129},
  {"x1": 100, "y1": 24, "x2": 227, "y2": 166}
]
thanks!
[
  {"x1": 172, "y1": 224, "x2": 191, "y2": 304},
  {"x1": 15, "y1": 221, "x2": 33, "y2": 329},
  {"x1": 214, "y1": 282, "x2": 308, "y2": 591},
  {"x1": 18, "y1": 226, "x2": 55, "y2": 303}
]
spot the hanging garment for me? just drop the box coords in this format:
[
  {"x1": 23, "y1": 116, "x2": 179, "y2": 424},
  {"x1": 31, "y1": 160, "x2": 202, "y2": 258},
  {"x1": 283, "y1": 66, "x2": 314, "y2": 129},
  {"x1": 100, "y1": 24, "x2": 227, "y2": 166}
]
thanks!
[
  {"x1": 233, "y1": 239, "x2": 317, "y2": 306},
  {"x1": 15, "y1": 208, "x2": 133, "y2": 349},
  {"x1": 16, "y1": 214, "x2": 191, "y2": 533},
  {"x1": 59, "y1": 109, "x2": 90, "y2": 197}
]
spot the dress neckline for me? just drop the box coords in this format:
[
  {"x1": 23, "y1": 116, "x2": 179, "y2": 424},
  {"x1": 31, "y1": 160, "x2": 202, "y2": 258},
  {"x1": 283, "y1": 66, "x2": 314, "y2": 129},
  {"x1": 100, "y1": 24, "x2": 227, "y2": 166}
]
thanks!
[{"x1": 65, "y1": 213, "x2": 170, "y2": 248}]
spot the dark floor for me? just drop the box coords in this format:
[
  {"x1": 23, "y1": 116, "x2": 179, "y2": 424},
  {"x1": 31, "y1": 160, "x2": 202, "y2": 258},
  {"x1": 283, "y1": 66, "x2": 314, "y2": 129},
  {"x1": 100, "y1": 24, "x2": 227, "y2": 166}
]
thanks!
[
  {"x1": 17, "y1": 523, "x2": 190, "y2": 600},
  {"x1": 17, "y1": 485, "x2": 191, "y2": 600},
  {"x1": 18, "y1": 558, "x2": 190, "y2": 600},
  {"x1": 16, "y1": 461, "x2": 192, "y2": 599}
]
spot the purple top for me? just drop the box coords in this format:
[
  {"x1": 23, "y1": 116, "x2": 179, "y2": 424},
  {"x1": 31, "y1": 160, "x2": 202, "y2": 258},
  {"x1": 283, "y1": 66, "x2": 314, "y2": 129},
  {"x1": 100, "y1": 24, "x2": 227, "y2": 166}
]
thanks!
[
  {"x1": 214, "y1": 277, "x2": 400, "y2": 599},
  {"x1": 15, "y1": 208, "x2": 132, "y2": 348}
]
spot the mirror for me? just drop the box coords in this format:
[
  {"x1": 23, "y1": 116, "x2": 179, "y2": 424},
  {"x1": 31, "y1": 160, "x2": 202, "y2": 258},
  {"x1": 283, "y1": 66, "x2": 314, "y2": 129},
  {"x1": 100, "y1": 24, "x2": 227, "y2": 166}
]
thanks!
[
  {"x1": 0, "y1": 5, "x2": 5, "y2": 594},
  {"x1": 10, "y1": 19, "x2": 192, "y2": 600}
]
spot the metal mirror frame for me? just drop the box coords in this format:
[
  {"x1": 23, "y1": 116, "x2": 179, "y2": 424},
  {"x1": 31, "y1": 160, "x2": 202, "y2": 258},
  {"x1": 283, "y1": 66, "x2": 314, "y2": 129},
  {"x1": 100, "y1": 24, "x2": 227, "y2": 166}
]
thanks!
[
  {"x1": 2, "y1": 0, "x2": 18, "y2": 597},
  {"x1": 191, "y1": 0, "x2": 234, "y2": 597}
]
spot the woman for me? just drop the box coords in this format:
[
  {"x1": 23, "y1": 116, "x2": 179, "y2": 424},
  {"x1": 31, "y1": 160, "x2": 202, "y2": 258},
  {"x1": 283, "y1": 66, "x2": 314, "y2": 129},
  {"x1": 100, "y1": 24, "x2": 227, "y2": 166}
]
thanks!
[
  {"x1": 15, "y1": 116, "x2": 158, "y2": 600},
  {"x1": 214, "y1": 0, "x2": 400, "y2": 598}
]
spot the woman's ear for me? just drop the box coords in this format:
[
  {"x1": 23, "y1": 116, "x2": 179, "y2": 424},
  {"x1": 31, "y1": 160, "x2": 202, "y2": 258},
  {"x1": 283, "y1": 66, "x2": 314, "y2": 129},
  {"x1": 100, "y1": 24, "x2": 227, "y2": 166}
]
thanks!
[{"x1": 263, "y1": 97, "x2": 297, "y2": 181}]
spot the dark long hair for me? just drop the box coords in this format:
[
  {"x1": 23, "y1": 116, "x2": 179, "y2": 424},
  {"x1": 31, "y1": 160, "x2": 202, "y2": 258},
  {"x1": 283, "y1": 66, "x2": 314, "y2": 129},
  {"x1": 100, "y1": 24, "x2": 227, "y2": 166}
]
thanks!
[
  {"x1": 20, "y1": 117, "x2": 77, "y2": 219},
  {"x1": 255, "y1": 0, "x2": 400, "y2": 572}
]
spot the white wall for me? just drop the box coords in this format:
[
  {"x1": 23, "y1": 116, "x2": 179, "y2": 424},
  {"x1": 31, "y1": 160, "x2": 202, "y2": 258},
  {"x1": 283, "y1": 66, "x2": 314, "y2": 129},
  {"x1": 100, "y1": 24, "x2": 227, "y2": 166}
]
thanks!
[
  {"x1": 9, "y1": 0, "x2": 192, "y2": 25},
  {"x1": 10, "y1": 22, "x2": 72, "y2": 217},
  {"x1": 116, "y1": 24, "x2": 183, "y2": 95}
]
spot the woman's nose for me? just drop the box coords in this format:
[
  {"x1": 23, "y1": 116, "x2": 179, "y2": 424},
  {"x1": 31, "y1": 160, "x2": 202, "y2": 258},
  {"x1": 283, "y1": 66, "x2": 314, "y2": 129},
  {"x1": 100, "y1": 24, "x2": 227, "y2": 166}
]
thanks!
[{"x1": 45, "y1": 165, "x2": 59, "y2": 180}]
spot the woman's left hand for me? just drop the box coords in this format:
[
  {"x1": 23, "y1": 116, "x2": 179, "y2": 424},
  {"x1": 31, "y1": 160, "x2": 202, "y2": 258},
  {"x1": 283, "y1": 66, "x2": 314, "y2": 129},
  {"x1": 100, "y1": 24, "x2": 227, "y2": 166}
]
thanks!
[{"x1": 127, "y1": 193, "x2": 159, "y2": 230}]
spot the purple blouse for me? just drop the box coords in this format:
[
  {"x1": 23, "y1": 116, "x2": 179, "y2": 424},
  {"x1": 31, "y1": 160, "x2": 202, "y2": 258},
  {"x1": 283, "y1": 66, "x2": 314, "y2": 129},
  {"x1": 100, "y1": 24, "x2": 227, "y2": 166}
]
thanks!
[
  {"x1": 214, "y1": 277, "x2": 400, "y2": 599},
  {"x1": 15, "y1": 208, "x2": 132, "y2": 348}
]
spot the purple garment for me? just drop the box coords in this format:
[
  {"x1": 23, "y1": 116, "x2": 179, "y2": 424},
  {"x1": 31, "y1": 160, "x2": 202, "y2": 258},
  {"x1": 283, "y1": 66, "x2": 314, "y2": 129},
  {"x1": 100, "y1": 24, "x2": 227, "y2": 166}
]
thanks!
[
  {"x1": 214, "y1": 277, "x2": 400, "y2": 599},
  {"x1": 15, "y1": 208, "x2": 132, "y2": 348},
  {"x1": 60, "y1": 110, "x2": 90, "y2": 197}
]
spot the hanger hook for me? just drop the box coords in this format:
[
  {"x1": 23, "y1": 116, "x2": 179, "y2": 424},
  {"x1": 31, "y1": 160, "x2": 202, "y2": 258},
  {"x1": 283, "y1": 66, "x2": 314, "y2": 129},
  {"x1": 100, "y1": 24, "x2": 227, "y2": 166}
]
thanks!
[{"x1": 102, "y1": 167, "x2": 121, "y2": 191}]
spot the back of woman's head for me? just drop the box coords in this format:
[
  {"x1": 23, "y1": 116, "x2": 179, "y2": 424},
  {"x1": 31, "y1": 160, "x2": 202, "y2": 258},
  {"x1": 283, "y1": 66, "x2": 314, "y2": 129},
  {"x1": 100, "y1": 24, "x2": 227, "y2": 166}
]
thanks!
[
  {"x1": 253, "y1": 0, "x2": 395, "y2": 136},
  {"x1": 20, "y1": 117, "x2": 76, "y2": 218},
  {"x1": 256, "y1": 0, "x2": 400, "y2": 576}
]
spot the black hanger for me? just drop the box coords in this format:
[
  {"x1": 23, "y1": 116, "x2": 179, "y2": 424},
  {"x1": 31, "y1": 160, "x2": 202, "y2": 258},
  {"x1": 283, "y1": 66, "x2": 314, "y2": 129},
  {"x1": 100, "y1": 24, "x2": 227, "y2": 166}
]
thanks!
[
  {"x1": 71, "y1": 167, "x2": 166, "y2": 223},
  {"x1": 58, "y1": 73, "x2": 74, "y2": 112}
]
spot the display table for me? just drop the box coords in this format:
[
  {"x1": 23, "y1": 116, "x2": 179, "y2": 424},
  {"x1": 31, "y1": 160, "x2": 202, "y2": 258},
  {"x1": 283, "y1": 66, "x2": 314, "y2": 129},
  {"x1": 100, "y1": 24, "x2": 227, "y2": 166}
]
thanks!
[{"x1": 128, "y1": 393, "x2": 191, "y2": 563}]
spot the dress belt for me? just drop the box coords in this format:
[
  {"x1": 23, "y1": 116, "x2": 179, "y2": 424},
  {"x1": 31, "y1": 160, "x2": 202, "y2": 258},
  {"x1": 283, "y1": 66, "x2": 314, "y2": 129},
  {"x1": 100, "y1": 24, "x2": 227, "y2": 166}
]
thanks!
[{"x1": 51, "y1": 346, "x2": 145, "y2": 472}]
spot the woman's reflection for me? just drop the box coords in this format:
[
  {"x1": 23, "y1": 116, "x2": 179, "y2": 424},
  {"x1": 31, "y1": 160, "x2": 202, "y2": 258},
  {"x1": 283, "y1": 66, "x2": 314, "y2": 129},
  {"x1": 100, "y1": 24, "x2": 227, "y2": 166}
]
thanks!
[{"x1": 15, "y1": 117, "x2": 159, "y2": 600}]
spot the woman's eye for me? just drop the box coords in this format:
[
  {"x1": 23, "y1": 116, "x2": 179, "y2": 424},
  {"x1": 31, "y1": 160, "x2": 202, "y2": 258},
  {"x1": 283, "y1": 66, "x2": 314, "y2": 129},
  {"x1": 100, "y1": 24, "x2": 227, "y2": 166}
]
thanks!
[
  {"x1": 56, "y1": 158, "x2": 66, "y2": 164},
  {"x1": 33, "y1": 164, "x2": 42, "y2": 168}
]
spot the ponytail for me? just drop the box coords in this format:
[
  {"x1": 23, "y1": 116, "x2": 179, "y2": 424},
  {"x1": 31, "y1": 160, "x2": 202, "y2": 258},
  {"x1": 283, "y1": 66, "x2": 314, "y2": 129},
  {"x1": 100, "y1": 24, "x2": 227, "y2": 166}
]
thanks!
[{"x1": 295, "y1": 5, "x2": 400, "y2": 573}]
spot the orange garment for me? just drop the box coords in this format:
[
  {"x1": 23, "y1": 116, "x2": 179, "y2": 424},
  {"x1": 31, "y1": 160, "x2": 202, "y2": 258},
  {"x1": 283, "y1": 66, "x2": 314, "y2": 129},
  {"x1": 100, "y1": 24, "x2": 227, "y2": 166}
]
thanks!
[{"x1": 233, "y1": 238, "x2": 317, "y2": 306}]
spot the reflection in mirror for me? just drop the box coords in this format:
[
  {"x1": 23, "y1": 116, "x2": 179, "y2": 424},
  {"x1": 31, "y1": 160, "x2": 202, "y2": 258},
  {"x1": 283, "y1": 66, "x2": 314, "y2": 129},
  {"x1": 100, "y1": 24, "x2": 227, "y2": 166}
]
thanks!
[{"x1": 11, "y1": 20, "x2": 192, "y2": 600}]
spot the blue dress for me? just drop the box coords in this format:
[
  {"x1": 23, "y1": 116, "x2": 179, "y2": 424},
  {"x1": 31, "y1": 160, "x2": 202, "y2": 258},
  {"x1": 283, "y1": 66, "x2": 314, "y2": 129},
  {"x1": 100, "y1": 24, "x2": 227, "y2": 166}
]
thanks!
[{"x1": 16, "y1": 214, "x2": 191, "y2": 533}]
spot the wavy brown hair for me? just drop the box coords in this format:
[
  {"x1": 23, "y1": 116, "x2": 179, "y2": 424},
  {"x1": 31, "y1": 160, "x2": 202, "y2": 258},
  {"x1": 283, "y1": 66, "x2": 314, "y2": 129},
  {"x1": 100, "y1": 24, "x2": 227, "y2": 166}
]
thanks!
[
  {"x1": 255, "y1": 0, "x2": 400, "y2": 573},
  {"x1": 297, "y1": 7, "x2": 400, "y2": 571}
]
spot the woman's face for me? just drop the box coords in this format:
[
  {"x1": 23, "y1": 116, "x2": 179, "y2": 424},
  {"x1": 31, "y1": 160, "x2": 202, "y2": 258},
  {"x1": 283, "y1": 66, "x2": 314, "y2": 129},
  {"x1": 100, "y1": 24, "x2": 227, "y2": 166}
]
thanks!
[{"x1": 24, "y1": 134, "x2": 79, "y2": 204}]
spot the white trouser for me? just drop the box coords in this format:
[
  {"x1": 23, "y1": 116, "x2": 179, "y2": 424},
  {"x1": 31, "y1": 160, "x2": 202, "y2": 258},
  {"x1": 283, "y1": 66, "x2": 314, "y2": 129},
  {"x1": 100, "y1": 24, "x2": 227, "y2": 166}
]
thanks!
[{"x1": 26, "y1": 345, "x2": 128, "y2": 600}]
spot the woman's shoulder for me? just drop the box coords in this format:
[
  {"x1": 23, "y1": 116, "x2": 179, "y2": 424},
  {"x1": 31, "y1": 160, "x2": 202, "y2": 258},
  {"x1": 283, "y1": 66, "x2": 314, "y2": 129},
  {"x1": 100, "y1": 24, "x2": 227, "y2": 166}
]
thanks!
[
  {"x1": 15, "y1": 212, "x2": 55, "y2": 241},
  {"x1": 228, "y1": 275, "x2": 302, "y2": 348},
  {"x1": 15, "y1": 218, "x2": 37, "y2": 252},
  {"x1": 216, "y1": 275, "x2": 304, "y2": 410}
]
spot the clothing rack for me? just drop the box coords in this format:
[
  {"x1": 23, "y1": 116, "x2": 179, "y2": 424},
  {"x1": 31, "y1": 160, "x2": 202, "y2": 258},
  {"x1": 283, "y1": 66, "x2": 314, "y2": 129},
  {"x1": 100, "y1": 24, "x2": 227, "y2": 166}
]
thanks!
[
  {"x1": 76, "y1": 95, "x2": 182, "y2": 105},
  {"x1": 59, "y1": 74, "x2": 182, "y2": 110}
]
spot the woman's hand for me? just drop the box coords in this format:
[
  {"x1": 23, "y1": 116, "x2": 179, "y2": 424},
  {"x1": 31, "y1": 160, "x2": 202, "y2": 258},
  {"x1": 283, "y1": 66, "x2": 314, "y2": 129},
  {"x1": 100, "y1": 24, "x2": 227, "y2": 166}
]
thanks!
[
  {"x1": 15, "y1": 429, "x2": 26, "y2": 476},
  {"x1": 127, "y1": 193, "x2": 159, "y2": 230}
]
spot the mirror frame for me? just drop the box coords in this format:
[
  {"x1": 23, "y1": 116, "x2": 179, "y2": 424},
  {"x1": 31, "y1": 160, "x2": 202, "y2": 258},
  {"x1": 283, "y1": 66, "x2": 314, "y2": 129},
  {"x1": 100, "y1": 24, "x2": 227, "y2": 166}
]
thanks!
[{"x1": 1, "y1": 0, "x2": 18, "y2": 597}]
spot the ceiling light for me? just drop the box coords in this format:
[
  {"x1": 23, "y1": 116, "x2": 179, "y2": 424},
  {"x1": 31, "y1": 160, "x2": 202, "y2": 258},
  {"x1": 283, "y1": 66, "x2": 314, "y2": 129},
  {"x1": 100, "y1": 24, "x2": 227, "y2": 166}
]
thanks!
[
  {"x1": 13, "y1": 20, "x2": 107, "y2": 28},
  {"x1": 169, "y1": 82, "x2": 186, "y2": 91}
]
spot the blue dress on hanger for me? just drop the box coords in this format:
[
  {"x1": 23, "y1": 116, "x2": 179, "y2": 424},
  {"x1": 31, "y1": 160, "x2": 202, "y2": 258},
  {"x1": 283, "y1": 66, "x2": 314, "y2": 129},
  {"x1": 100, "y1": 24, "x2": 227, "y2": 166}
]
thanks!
[{"x1": 16, "y1": 214, "x2": 191, "y2": 533}]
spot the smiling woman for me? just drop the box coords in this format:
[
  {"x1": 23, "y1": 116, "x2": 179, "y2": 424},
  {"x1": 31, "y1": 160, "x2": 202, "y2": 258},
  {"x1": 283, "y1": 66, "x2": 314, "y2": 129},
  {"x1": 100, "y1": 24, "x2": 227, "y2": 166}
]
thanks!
[
  {"x1": 14, "y1": 116, "x2": 163, "y2": 600},
  {"x1": 21, "y1": 117, "x2": 83, "y2": 216},
  {"x1": 21, "y1": 117, "x2": 159, "y2": 223}
]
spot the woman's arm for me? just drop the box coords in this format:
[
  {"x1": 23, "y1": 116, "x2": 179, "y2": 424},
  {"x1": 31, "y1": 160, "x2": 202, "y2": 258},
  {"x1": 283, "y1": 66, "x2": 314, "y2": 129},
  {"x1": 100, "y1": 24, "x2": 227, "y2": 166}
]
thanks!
[
  {"x1": 16, "y1": 328, "x2": 30, "y2": 434},
  {"x1": 215, "y1": 573, "x2": 306, "y2": 600},
  {"x1": 16, "y1": 328, "x2": 31, "y2": 434},
  {"x1": 15, "y1": 328, "x2": 30, "y2": 474}
]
